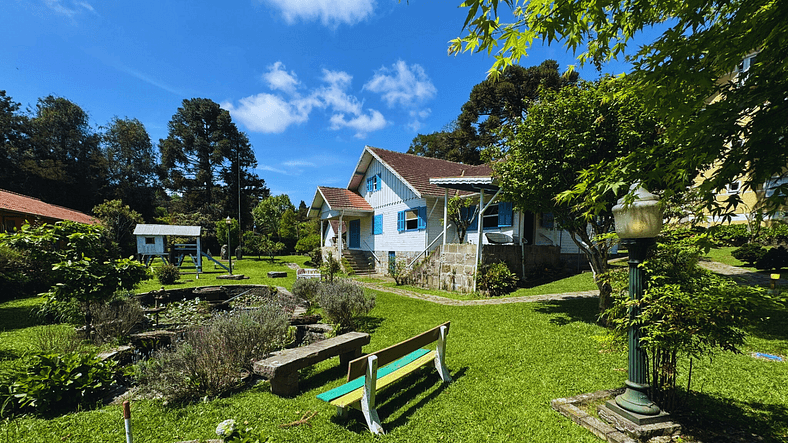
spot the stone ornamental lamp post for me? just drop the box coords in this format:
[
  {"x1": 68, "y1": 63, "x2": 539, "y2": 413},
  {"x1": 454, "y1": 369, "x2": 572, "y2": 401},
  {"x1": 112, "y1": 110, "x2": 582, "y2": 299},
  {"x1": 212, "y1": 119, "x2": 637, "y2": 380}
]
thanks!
[
  {"x1": 226, "y1": 216, "x2": 233, "y2": 275},
  {"x1": 611, "y1": 184, "x2": 662, "y2": 419}
]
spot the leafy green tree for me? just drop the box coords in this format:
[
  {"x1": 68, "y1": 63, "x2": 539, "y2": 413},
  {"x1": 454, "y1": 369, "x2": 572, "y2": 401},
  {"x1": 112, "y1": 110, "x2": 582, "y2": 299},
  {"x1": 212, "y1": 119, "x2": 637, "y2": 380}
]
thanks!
[
  {"x1": 27, "y1": 96, "x2": 104, "y2": 212},
  {"x1": 485, "y1": 78, "x2": 670, "y2": 314},
  {"x1": 447, "y1": 195, "x2": 478, "y2": 243},
  {"x1": 0, "y1": 90, "x2": 32, "y2": 194},
  {"x1": 451, "y1": 0, "x2": 788, "y2": 216},
  {"x1": 253, "y1": 194, "x2": 294, "y2": 242},
  {"x1": 279, "y1": 208, "x2": 298, "y2": 247},
  {"x1": 92, "y1": 199, "x2": 143, "y2": 258},
  {"x1": 101, "y1": 117, "x2": 158, "y2": 220},
  {"x1": 215, "y1": 217, "x2": 240, "y2": 251},
  {"x1": 408, "y1": 61, "x2": 577, "y2": 164},
  {"x1": 159, "y1": 98, "x2": 257, "y2": 219},
  {"x1": 297, "y1": 200, "x2": 309, "y2": 222}
]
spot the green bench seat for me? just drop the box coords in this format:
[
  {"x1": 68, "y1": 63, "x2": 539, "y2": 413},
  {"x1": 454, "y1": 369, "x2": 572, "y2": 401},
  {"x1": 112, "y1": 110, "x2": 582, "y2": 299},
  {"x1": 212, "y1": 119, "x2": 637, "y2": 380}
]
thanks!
[{"x1": 317, "y1": 322, "x2": 452, "y2": 435}]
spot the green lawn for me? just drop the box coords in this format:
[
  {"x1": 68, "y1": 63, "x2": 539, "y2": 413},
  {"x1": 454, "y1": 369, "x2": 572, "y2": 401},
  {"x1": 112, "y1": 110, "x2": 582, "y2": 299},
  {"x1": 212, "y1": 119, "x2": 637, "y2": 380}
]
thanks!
[
  {"x1": 703, "y1": 246, "x2": 746, "y2": 267},
  {"x1": 2, "y1": 256, "x2": 787, "y2": 442},
  {"x1": 136, "y1": 255, "x2": 315, "y2": 293},
  {"x1": 357, "y1": 270, "x2": 598, "y2": 302}
]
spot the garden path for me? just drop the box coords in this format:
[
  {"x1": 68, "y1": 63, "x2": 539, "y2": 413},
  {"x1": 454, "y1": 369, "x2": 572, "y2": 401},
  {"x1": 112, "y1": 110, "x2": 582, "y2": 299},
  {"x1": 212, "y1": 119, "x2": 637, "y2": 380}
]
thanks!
[
  {"x1": 356, "y1": 281, "x2": 598, "y2": 306},
  {"x1": 698, "y1": 259, "x2": 783, "y2": 286}
]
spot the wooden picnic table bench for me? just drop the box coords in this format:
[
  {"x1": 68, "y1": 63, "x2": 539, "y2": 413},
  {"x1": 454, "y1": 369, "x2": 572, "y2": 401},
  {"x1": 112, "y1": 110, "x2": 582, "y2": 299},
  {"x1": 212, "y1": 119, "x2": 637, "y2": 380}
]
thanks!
[
  {"x1": 317, "y1": 322, "x2": 452, "y2": 435},
  {"x1": 253, "y1": 331, "x2": 370, "y2": 397}
]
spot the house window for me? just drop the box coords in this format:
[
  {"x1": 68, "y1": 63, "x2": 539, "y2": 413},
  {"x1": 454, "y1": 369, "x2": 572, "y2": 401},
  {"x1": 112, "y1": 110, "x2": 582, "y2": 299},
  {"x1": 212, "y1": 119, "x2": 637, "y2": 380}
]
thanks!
[
  {"x1": 145, "y1": 237, "x2": 155, "y2": 245},
  {"x1": 541, "y1": 212, "x2": 554, "y2": 229},
  {"x1": 736, "y1": 52, "x2": 758, "y2": 85},
  {"x1": 366, "y1": 174, "x2": 381, "y2": 193},
  {"x1": 726, "y1": 181, "x2": 741, "y2": 194},
  {"x1": 765, "y1": 175, "x2": 788, "y2": 198},
  {"x1": 372, "y1": 214, "x2": 383, "y2": 235},
  {"x1": 467, "y1": 202, "x2": 513, "y2": 231},
  {"x1": 397, "y1": 207, "x2": 426, "y2": 232}
]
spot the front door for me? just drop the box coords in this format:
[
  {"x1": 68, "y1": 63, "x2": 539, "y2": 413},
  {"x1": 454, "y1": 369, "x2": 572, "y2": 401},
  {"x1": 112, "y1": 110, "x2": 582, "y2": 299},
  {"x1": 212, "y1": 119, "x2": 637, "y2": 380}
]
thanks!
[{"x1": 349, "y1": 219, "x2": 360, "y2": 249}]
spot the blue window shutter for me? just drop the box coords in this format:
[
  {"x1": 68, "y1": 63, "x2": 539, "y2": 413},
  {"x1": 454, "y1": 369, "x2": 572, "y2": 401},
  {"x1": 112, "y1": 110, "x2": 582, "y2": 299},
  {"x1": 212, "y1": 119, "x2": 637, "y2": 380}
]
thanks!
[
  {"x1": 397, "y1": 210, "x2": 405, "y2": 232},
  {"x1": 373, "y1": 214, "x2": 383, "y2": 234},
  {"x1": 498, "y1": 202, "x2": 513, "y2": 227},
  {"x1": 468, "y1": 205, "x2": 478, "y2": 231},
  {"x1": 366, "y1": 177, "x2": 373, "y2": 193},
  {"x1": 417, "y1": 206, "x2": 427, "y2": 230},
  {"x1": 375, "y1": 174, "x2": 381, "y2": 191}
]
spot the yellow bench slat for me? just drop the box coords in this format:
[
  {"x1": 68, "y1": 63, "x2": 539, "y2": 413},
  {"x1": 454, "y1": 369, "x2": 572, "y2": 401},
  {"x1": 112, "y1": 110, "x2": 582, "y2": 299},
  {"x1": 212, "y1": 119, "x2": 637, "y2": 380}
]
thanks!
[{"x1": 330, "y1": 350, "x2": 436, "y2": 409}]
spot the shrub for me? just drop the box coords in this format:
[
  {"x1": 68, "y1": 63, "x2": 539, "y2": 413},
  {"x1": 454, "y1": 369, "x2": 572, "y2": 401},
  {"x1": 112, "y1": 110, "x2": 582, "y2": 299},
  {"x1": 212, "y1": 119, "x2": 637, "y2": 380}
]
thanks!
[
  {"x1": 89, "y1": 295, "x2": 145, "y2": 345},
  {"x1": 136, "y1": 306, "x2": 290, "y2": 403},
  {"x1": 1, "y1": 351, "x2": 119, "y2": 415},
  {"x1": 320, "y1": 251, "x2": 341, "y2": 282},
  {"x1": 476, "y1": 261, "x2": 519, "y2": 297},
  {"x1": 708, "y1": 224, "x2": 749, "y2": 246},
  {"x1": 755, "y1": 246, "x2": 788, "y2": 271},
  {"x1": 0, "y1": 244, "x2": 29, "y2": 301},
  {"x1": 155, "y1": 263, "x2": 180, "y2": 285},
  {"x1": 316, "y1": 279, "x2": 375, "y2": 332},
  {"x1": 30, "y1": 324, "x2": 83, "y2": 354},
  {"x1": 307, "y1": 247, "x2": 323, "y2": 267},
  {"x1": 295, "y1": 234, "x2": 320, "y2": 254},
  {"x1": 388, "y1": 257, "x2": 410, "y2": 285},
  {"x1": 731, "y1": 243, "x2": 767, "y2": 265},
  {"x1": 292, "y1": 277, "x2": 321, "y2": 307}
]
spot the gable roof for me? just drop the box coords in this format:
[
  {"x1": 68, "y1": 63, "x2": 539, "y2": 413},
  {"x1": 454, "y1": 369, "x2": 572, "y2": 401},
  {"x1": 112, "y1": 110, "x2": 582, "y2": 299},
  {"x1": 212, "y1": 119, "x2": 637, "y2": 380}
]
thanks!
[
  {"x1": 0, "y1": 189, "x2": 97, "y2": 225},
  {"x1": 133, "y1": 224, "x2": 202, "y2": 237},
  {"x1": 309, "y1": 186, "x2": 374, "y2": 218},
  {"x1": 349, "y1": 146, "x2": 493, "y2": 198}
]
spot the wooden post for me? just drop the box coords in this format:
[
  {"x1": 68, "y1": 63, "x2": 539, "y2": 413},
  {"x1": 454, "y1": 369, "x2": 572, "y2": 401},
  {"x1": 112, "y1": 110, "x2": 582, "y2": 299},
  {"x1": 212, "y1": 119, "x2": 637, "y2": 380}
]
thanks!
[
  {"x1": 123, "y1": 400, "x2": 133, "y2": 443},
  {"x1": 361, "y1": 355, "x2": 384, "y2": 435}
]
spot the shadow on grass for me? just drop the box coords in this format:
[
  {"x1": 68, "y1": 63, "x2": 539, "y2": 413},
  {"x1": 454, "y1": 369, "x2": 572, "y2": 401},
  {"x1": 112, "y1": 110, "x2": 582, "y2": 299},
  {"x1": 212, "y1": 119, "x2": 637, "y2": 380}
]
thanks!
[
  {"x1": 0, "y1": 304, "x2": 40, "y2": 331},
  {"x1": 747, "y1": 302, "x2": 788, "y2": 342},
  {"x1": 331, "y1": 366, "x2": 468, "y2": 434},
  {"x1": 672, "y1": 390, "x2": 788, "y2": 443},
  {"x1": 532, "y1": 297, "x2": 600, "y2": 325},
  {"x1": 354, "y1": 316, "x2": 384, "y2": 334}
]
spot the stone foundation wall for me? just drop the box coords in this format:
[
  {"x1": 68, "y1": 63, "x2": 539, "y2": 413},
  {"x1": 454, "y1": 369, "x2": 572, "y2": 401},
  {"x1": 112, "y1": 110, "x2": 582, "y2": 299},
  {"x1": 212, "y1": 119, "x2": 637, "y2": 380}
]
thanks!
[{"x1": 408, "y1": 243, "x2": 563, "y2": 293}]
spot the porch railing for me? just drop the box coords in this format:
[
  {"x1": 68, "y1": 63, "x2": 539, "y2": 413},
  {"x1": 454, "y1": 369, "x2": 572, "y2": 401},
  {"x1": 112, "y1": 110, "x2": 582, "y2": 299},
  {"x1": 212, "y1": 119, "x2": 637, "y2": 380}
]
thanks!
[
  {"x1": 408, "y1": 231, "x2": 444, "y2": 269},
  {"x1": 362, "y1": 240, "x2": 382, "y2": 264}
]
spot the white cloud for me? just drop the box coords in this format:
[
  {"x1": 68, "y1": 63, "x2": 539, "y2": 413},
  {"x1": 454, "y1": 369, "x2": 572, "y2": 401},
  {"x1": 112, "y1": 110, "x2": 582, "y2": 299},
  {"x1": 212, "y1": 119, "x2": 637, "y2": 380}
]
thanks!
[
  {"x1": 263, "y1": 62, "x2": 300, "y2": 94},
  {"x1": 407, "y1": 109, "x2": 431, "y2": 132},
  {"x1": 261, "y1": 0, "x2": 376, "y2": 28},
  {"x1": 364, "y1": 60, "x2": 437, "y2": 108},
  {"x1": 227, "y1": 62, "x2": 392, "y2": 137},
  {"x1": 257, "y1": 164, "x2": 288, "y2": 175},
  {"x1": 222, "y1": 94, "x2": 310, "y2": 134},
  {"x1": 330, "y1": 110, "x2": 387, "y2": 138},
  {"x1": 283, "y1": 160, "x2": 316, "y2": 167},
  {"x1": 44, "y1": 0, "x2": 96, "y2": 17}
]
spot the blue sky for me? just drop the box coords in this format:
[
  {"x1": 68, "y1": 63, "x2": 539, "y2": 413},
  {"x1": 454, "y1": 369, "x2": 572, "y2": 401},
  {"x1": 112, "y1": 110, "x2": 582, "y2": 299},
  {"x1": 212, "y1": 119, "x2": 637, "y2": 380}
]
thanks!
[{"x1": 2, "y1": 0, "x2": 640, "y2": 207}]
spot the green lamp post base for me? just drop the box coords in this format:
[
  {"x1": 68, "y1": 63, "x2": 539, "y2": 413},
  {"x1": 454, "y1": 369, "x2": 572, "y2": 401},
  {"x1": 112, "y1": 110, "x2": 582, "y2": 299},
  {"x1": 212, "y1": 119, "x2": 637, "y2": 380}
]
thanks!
[{"x1": 616, "y1": 380, "x2": 661, "y2": 415}]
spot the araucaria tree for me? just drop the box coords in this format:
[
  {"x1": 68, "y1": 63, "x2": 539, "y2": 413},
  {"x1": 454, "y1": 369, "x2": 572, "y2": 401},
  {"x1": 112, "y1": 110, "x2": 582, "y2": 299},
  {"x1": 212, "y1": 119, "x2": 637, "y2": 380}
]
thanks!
[
  {"x1": 159, "y1": 98, "x2": 261, "y2": 219},
  {"x1": 486, "y1": 78, "x2": 670, "y2": 315},
  {"x1": 408, "y1": 60, "x2": 578, "y2": 164}
]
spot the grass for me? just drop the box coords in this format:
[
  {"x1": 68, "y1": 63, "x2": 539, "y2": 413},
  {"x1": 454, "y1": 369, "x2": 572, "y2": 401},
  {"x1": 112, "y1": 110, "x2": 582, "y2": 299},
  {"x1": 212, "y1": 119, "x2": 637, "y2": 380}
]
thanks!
[
  {"x1": 357, "y1": 270, "x2": 598, "y2": 302},
  {"x1": 136, "y1": 255, "x2": 315, "y2": 294},
  {"x1": 704, "y1": 246, "x2": 746, "y2": 267},
  {"x1": 2, "y1": 254, "x2": 787, "y2": 442}
]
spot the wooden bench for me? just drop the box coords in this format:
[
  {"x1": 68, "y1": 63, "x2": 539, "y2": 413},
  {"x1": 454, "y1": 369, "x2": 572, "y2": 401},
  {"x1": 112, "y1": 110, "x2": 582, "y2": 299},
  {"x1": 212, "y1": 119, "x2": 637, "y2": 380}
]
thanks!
[
  {"x1": 253, "y1": 331, "x2": 370, "y2": 397},
  {"x1": 316, "y1": 322, "x2": 452, "y2": 435}
]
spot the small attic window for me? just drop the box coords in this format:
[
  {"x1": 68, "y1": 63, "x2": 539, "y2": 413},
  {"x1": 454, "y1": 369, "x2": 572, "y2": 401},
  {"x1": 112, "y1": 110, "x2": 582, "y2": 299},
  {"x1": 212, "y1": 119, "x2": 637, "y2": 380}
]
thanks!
[{"x1": 145, "y1": 237, "x2": 155, "y2": 245}]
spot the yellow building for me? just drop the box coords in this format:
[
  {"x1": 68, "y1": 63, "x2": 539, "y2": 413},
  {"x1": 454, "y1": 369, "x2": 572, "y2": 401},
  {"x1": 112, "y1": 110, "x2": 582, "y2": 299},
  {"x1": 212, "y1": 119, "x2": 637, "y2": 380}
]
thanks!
[{"x1": 696, "y1": 52, "x2": 788, "y2": 226}]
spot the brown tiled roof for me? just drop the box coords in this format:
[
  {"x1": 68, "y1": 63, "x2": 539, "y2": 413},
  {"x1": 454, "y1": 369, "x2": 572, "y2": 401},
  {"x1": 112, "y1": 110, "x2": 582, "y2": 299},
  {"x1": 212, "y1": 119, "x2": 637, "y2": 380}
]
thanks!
[
  {"x1": 368, "y1": 147, "x2": 492, "y2": 197},
  {"x1": 0, "y1": 189, "x2": 97, "y2": 225},
  {"x1": 317, "y1": 187, "x2": 373, "y2": 211}
]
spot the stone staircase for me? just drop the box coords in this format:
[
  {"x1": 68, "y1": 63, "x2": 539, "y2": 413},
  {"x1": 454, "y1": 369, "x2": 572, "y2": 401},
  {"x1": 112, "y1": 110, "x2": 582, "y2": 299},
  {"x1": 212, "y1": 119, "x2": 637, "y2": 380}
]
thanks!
[{"x1": 342, "y1": 250, "x2": 377, "y2": 276}]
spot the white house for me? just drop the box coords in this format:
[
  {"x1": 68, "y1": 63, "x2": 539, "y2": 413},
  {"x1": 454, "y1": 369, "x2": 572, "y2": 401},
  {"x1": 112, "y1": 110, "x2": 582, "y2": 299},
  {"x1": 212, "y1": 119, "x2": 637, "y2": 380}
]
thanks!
[{"x1": 310, "y1": 146, "x2": 583, "y2": 279}]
